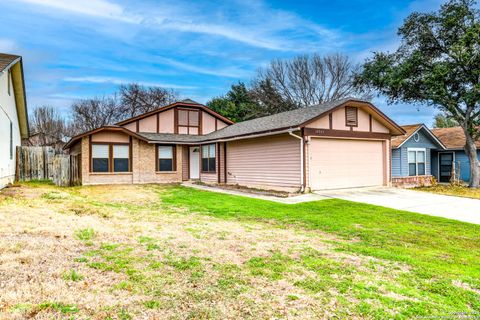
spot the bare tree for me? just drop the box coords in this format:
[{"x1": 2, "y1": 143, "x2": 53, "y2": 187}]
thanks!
[
  {"x1": 119, "y1": 83, "x2": 178, "y2": 118},
  {"x1": 70, "y1": 96, "x2": 121, "y2": 134},
  {"x1": 257, "y1": 53, "x2": 367, "y2": 107},
  {"x1": 29, "y1": 106, "x2": 67, "y2": 144}
]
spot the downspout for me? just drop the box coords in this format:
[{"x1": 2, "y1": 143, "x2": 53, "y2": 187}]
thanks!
[{"x1": 288, "y1": 131, "x2": 305, "y2": 193}]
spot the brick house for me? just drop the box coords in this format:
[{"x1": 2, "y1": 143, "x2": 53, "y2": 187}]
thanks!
[{"x1": 64, "y1": 98, "x2": 405, "y2": 192}]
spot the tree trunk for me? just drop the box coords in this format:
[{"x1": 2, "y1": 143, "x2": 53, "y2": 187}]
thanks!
[{"x1": 462, "y1": 126, "x2": 480, "y2": 188}]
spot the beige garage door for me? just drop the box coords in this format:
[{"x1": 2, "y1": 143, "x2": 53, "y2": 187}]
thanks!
[{"x1": 310, "y1": 138, "x2": 385, "y2": 190}]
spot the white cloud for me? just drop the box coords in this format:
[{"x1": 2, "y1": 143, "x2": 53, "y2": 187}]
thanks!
[
  {"x1": 63, "y1": 76, "x2": 197, "y2": 90},
  {"x1": 16, "y1": 0, "x2": 140, "y2": 23},
  {"x1": 153, "y1": 57, "x2": 251, "y2": 78}
]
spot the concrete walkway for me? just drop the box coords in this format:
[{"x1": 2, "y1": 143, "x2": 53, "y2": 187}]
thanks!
[{"x1": 182, "y1": 183, "x2": 480, "y2": 224}]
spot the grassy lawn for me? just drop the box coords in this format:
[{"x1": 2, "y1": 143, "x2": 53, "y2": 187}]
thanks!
[
  {"x1": 417, "y1": 184, "x2": 480, "y2": 200},
  {"x1": 0, "y1": 182, "x2": 479, "y2": 319}
]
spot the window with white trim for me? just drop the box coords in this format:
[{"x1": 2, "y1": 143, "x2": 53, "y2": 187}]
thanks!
[
  {"x1": 113, "y1": 145, "x2": 130, "y2": 172},
  {"x1": 408, "y1": 149, "x2": 426, "y2": 176},
  {"x1": 158, "y1": 145, "x2": 176, "y2": 171}
]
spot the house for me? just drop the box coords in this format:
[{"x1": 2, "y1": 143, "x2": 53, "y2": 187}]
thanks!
[
  {"x1": 390, "y1": 124, "x2": 446, "y2": 187},
  {"x1": 23, "y1": 131, "x2": 66, "y2": 152},
  {"x1": 0, "y1": 53, "x2": 28, "y2": 189},
  {"x1": 431, "y1": 127, "x2": 480, "y2": 183},
  {"x1": 64, "y1": 98, "x2": 405, "y2": 192}
]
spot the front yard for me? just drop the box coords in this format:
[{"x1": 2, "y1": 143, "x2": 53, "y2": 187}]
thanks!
[
  {"x1": 0, "y1": 182, "x2": 479, "y2": 319},
  {"x1": 417, "y1": 184, "x2": 480, "y2": 200}
]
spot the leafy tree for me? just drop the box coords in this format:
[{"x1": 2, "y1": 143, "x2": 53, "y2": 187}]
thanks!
[
  {"x1": 354, "y1": 0, "x2": 480, "y2": 187},
  {"x1": 207, "y1": 82, "x2": 260, "y2": 122},
  {"x1": 434, "y1": 113, "x2": 459, "y2": 128}
]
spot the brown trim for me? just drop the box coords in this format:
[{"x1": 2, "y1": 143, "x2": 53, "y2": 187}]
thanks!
[
  {"x1": 304, "y1": 128, "x2": 391, "y2": 140},
  {"x1": 345, "y1": 106, "x2": 358, "y2": 127},
  {"x1": 156, "y1": 113, "x2": 160, "y2": 133},
  {"x1": 217, "y1": 142, "x2": 221, "y2": 183},
  {"x1": 174, "y1": 107, "x2": 178, "y2": 134},
  {"x1": 136, "y1": 120, "x2": 139, "y2": 133},
  {"x1": 64, "y1": 126, "x2": 150, "y2": 149},
  {"x1": 301, "y1": 128, "x2": 307, "y2": 190},
  {"x1": 300, "y1": 100, "x2": 405, "y2": 136},
  {"x1": 215, "y1": 118, "x2": 218, "y2": 131},
  {"x1": 129, "y1": 136, "x2": 133, "y2": 171},
  {"x1": 90, "y1": 141, "x2": 132, "y2": 173},
  {"x1": 88, "y1": 135, "x2": 92, "y2": 172},
  {"x1": 369, "y1": 114, "x2": 373, "y2": 132},
  {"x1": 156, "y1": 144, "x2": 177, "y2": 172},
  {"x1": 200, "y1": 143, "x2": 217, "y2": 173},
  {"x1": 115, "y1": 101, "x2": 234, "y2": 126},
  {"x1": 199, "y1": 110, "x2": 203, "y2": 135},
  {"x1": 224, "y1": 142, "x2": 227, "y2": 184},
  {"x1": 187, "y1": 146, "x2": 191, "y2": 179},
  {"x1": 328, "y1": 113, "x2": 332, "y2": 129}
]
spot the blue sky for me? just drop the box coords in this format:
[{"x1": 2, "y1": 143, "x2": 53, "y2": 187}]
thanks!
[{"x1": 0, "y1": 0, "x2": 449, "y2": 125}]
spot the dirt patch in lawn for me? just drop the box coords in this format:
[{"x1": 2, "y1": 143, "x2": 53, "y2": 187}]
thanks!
[{"x1": 0, "y1": 183, "x2": 440, "y2": 319}]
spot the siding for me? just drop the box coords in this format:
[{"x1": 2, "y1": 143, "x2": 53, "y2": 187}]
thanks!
[
  {"x1": 224, "y1": 134, "x2": 301, "y2": 190},
  {"x1": 0, "y1": 70, "x2": 21, "y2": 188},
  {"x1": 392, "y1": 127, "x2": 439, "y2": 177},
  {"x1": 182, "y1": 146, "x2": 189, "y2": 181}
]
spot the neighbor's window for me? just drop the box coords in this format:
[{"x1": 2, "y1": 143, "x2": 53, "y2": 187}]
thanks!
[
  {"x1": 158, "y1": 145, "x2": 175, "y2": 171},
  {"x1": 201, "y1": 144, "x2": 216, "y2": 173},
  {"x1": 113, "y1": 145, "x2": 129, "y2": 172},
  {"x1": 345, "y1": 107, "x2": 358, "y2": 126},
  {"x1": 177, "y1": 108, "x2": 200, "y2": 135},
  {"x1": 92, "y1": 144, "x2": 109, "y2": 172},
  {"x1": 9, "y1": 121, "x2": 13, "y2": 160},
  {"x1": 408, "y1": 149, "x2": 426, "y2": 176}
]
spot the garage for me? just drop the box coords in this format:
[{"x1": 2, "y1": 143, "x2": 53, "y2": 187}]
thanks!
[{"x1": 309, "y1": 138, "x2": 386, "y2": 190}]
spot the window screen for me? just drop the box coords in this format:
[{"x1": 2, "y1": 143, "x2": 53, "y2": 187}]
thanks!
[
  {"x1": 113, "y1": 145, "x2": 129, "y2": 172},
  {"x1": 201, "y1": 144, "x2": 216, "y2": 172},
  {"x1": 158, "y1": 145, "x2": 175, "y2": 171},
  {"x1": 92, "y1": 144, "x2": 109, "y2": 172}
]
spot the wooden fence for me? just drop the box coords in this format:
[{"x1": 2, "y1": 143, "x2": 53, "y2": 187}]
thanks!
[{"x1": 16, "y1": 146, "x2": 81, "y2": 186}]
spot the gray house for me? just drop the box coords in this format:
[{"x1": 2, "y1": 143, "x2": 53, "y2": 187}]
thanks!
[{"x1": 391, "y1": 124, "x2": 446, "y2": 187}]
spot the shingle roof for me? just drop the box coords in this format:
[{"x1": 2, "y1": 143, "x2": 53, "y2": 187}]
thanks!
[
  {"x1": 431, "y1": 127, "x2": 480, "y2": 149},
  {"x1": 0, "y1": 53, "x2": 20, "y2": 72},
  {"x1": 391, "y1": 124, "x2": 423, "y2": 148},
  {"x1": 137, "y1": 132, "x2": 205, "y2": 143},
  {"x1": 202, "y1": 98, "x2": 357, "y2": 141}
]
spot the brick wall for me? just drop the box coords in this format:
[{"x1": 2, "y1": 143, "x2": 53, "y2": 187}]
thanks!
[
  {"x1": 80, "y1": 136, "x2": 183, "y2": 185},
  {"x1": 391, "y1": 175, "x2": 434, "y2": 188}
]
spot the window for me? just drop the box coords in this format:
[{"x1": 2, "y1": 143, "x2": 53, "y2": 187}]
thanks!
[
  {"x1": 9, "y1": 121, "x2": 13, "y2": 160},
  {"x1": 91, "y1": 143, "x2": 131, "y2": 173},
  {"x1": 92, "y1": 144, "x2": 109, "y2": 172},
  {"x1": 413, "y1": 133, "x2": 420, "y2": 142},
  {"x1": 177, "y1": 109, "x2": 200, "y2": 134},
  {"x1": 345, "y1": 107, "x2": 358, "y2": 126},
  {"x1": 113, "y1": 145, "x2": 129, "y2": 172},
  {"x1": 408, "y1": 149, "x2": 426, "y2": 176},
  {"x1": 201, "y1": 144, "x2": 216, "y2": 173},
  {"x1": 158, "y1": 145, "x2": 176, "y2": 171}
]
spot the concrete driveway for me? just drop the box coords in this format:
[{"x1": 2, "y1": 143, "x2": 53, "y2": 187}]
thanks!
[{"x1": 314, "y1": 187, "x2": 480, "y2": 225}]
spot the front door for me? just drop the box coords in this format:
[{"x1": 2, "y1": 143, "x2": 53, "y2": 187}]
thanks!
[
  {"x1": 439, "y1": 153, "x2": 454, "y2": 183},
  {"x1": 189, "y1": 147, "x2": 200, "y2": 179}
]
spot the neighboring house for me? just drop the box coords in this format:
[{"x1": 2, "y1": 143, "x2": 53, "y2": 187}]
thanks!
[
  {"x1": 431, "y1": 127, "x2": 480, "y2": 183},
  {"x1": 0, "y1": 53, "x2": 28, "y2": 189},
  {"x1": 390, "y1": 124, "x2": 446, "y2": 187},
  {"x1": 64, "y1": 98, "x2": 405, "y2": 192}
]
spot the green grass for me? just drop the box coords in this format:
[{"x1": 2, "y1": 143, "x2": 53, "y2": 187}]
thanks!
[
  {"x1": 74, "y1": 228, "x2": 96, "y2": 241},
  {"x1": 62, "y1": 269, "x2": 84, "y2": 282},
  {"x1": 159, "y1": 186, "x2": 480, "y2": 316}
]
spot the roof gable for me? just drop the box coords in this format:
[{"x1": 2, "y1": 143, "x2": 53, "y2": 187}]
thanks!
[
  {"x1": 115, "y1": 100, "x2": 234, "y2": 126},
  {"x1": 392, "y1": 124, "x2": 446, "y2": 149},
  {"x1": 64, "y1": 126, "x2": 149, "y2": 149}
]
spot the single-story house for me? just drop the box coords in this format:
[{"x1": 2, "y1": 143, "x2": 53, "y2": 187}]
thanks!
[
  {"x1": 390, "y1": 124, "x2": 446, "y2": 187},
  {"x1": 391, "y1": 124, "x2": 480, "y2": 186},
  {"x1": 431, "y1": 127, "x2": 480, "y2": 183},
  {"x1": 64, "y1": 98, "x2": 405, "y2": 192},
  {"x1": 0, "y1": 53, "x2": 29, "y2": 189}
]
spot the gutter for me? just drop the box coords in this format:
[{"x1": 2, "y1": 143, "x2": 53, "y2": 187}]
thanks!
[{"x1": 288, "y1": 130, "x2": 305, "y2": 193}]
